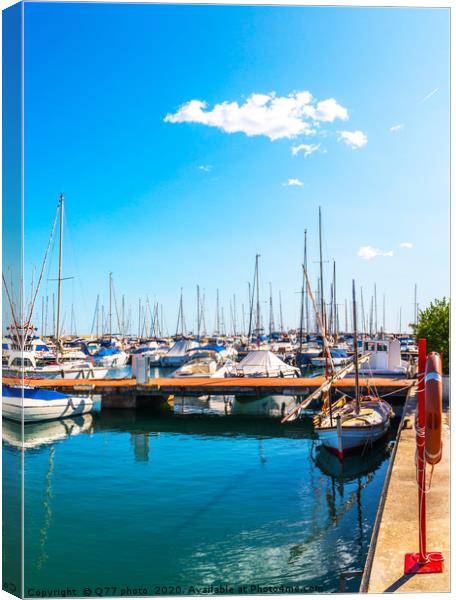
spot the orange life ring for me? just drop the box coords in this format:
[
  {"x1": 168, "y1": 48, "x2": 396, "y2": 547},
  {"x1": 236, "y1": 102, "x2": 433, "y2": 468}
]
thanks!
[{"x1": 424, "y1": 352, "x2": 442, "y2": 465}]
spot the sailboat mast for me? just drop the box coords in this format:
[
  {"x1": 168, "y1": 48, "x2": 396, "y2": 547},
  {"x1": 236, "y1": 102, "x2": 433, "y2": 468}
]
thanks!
[
  {"x1": 255, "y1": 254, "x2": 261, "y2": 333},
  {"x1": 269, "y1": 282, "x2": 275, "y2": 335},
  {"x1": 304, "y1": 229, "x2": 309, "y2": 334},
  {"x1": 196, "y1": 285, "x2": 201, "y2": 340},
  {"x1": 318, "y1": 207, "x2": 325, "y2": 333},
  {"x1": 216, "y1": 288, "x2": 220, "y2": 334},
  {"x1": 108, "y1": 272, "x2": 113, "y2": 338},
  {"x1": 352, "y1": 280, "x2": 360, "y2": 414},
  {"x1": 279, "y1": 290, "x2": 284, "y2": 333},
  {"x1": 55, "y1": 194, "x2": 64, "y2": 361},
  {"x1": 233, "y1": 294, "x2": 237, "y2": 337},
  {"x1": 333, "y1": 260, "x2": 337, "y2": 343}
]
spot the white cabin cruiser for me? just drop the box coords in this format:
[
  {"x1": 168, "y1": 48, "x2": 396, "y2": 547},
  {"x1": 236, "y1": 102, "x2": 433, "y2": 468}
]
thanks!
[
  {"x1": 356, "y1": 339, "x2": 409, "y2": 378},
  {"x1": 4, "y1": 350, "x2": 109, "y2": 379}
]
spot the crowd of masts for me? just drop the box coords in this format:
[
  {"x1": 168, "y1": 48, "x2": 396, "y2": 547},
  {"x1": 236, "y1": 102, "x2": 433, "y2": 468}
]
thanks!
[{"x1": 4, "y1": 202, "x2": 421, "y2": 342}]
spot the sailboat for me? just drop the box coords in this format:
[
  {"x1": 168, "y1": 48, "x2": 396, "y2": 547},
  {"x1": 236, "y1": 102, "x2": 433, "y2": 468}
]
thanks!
[
  {"x1": 314, "y1": 280, "x2": 394, "y2": 459},
  {"x1": 3, "y1": 195, "x2": 109, "y2": 379}
]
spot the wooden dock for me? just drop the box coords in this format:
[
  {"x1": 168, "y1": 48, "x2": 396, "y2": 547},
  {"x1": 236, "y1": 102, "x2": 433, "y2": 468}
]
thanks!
[
  {"x1": 2, "y1": 375, "x2": 413, "y2": 409},
  {"x1": 2, "y1": 375, "x2": 413, "y2": 395}
]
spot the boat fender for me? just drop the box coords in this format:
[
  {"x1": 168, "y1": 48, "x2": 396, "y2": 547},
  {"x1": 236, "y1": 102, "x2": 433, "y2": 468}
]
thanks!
[{"x1": 424, "y1": 352, "x2": 442, "y2": 465}]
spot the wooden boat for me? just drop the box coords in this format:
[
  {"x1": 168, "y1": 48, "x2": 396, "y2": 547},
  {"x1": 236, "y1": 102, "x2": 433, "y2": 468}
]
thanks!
[
  {"x1": 314, "y1": 281, "x2": 393, "y2": 459},
  {"x1": 314, "y1": 395, "x2": 393, "y2": 459}
]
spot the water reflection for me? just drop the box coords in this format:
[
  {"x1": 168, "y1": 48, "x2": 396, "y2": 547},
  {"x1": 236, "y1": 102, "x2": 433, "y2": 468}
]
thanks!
[{"x1": 2, "y1": 414, "x2": 93, "y2": 450}]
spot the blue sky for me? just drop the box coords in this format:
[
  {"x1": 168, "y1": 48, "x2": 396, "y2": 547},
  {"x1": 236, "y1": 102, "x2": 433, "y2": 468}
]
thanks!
[{"x1": 19, "y1": 2, "x2": 449, "y2": 335}]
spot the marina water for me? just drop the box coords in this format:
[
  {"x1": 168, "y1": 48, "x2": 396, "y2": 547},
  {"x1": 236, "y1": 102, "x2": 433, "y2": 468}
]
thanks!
[{"x1": 3, "y1": 389, "x2": 401, "y2": 595}]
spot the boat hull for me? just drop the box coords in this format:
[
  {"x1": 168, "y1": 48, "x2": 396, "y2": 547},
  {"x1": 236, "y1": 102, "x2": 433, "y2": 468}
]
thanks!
[
  {"x1": 317, "y1": 420, "x2": 390, "y2": 459},
  {"x1": 3, "y1": 366, "x2": 109, "y2": 379},
  {"x1": 2, "y1": 388, "x2": 93, "y2": 423}
]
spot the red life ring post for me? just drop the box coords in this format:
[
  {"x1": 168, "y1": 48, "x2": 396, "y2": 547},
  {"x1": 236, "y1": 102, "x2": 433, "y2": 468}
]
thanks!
[{"x1": 404, "y1": 340, "x2": 444, "y2": 574}]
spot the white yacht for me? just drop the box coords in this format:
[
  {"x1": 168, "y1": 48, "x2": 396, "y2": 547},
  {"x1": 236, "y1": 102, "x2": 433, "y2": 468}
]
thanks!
[{"x1": 2, "y1": 383, "x2": 93, "y2": 422}]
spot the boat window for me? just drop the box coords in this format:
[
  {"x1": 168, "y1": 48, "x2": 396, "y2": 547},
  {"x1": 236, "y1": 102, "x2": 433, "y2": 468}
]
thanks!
[
  {"x1": 367, "y1": 342, "x2": 376, "y2": 352},
  {"x1": 376, "y1": 343, "x2": 388, "y2": 352},
  {"x1": 11, "y1": 357, "x2": 33, "y2": 367}
]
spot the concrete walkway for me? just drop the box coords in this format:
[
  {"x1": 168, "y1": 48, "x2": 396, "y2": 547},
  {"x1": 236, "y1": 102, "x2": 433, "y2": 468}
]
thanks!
[{"x1": 366, "y1": 386, "x2": 450, "y2": 592}]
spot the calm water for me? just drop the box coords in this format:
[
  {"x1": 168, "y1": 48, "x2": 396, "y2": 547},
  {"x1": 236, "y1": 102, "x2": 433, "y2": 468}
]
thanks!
[{"x1": 2, "y1": 394, "x2": 400, "y2": 596}]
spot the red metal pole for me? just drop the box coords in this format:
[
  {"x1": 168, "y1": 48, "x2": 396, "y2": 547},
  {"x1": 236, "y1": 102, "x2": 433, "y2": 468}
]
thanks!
[
  {"x1": 404, "y1": 339, "x2": 443, "y2": 574},
  {"x1": 417, "y1": 338, "x2": 427, "y2": 562}
]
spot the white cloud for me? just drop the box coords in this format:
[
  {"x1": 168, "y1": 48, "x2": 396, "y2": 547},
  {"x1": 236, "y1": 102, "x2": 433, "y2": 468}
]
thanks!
[
  {"x1": 291, "y1": 143, "x2": 321, "y2": 157},
  {"x1": 198, "y1": 165, "x2": 212, "y2": 172},
  {"x1": 338, "y1": 130, "x2": 368, "y2": 149},
  {"x1": 400, "y1": 242, "x2": 413, "y2": 248},
  {"x1": 419, "y1": 87, "x2": 439, "y2": 104},
  {"x1": 283, "y1": 178, "x2": 303, "y2": 187},
  {"x1": 358, "y1": 246, "x2": 394, "y2": 260},
  {"x1": 164, "y1": 91, "x2": 349, "y2": 141},
  {"x1": 390, "y1": 123, "x2": 404, "y2": 132}
]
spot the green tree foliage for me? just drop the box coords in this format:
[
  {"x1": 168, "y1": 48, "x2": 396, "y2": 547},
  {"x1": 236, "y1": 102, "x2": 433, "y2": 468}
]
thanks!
[{"x1": 413, "y1": 297, "x2": 450, "y2": 374}]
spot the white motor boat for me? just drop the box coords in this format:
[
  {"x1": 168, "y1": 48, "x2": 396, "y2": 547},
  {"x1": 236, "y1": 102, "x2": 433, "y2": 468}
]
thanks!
[
  {"x1": 310, "y1": 347, "x2": 351, "y2": 368},
  {"x1": 171, "y1": 353, "x2": 233, "y2": 378},
  {"x1": 2, "y1": 384, "x2": 93, "y2": 422},
  {"x1": 160, "y1": 339, "x2": 198, "y2": 367},
  {"x1": 4, "y1": 350, "x2": 110, "y2": 379}
]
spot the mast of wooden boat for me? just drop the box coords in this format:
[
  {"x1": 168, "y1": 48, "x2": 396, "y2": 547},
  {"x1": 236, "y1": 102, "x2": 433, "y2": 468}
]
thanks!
[
  {"x1": 299, "y1": 232, "x2": 306, "y2": 351},
  {"x1": 299, "y1": 279, "x2": 304, "y2": 353},
  {"x1": 55, "y1": 193, "x2": 64, "y2": 363},
  {"x1": 304, "y1": 229, "x2": 309, "y2": 334},
  {"x1": 352, "y1": 279, "x2": 361, "y2": 415}
]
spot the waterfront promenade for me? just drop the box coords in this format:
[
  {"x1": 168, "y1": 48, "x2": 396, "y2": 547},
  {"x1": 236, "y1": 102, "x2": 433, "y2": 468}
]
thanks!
[{"x1": 364, "y1": 385, "x2": 450, "y2": 592}]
